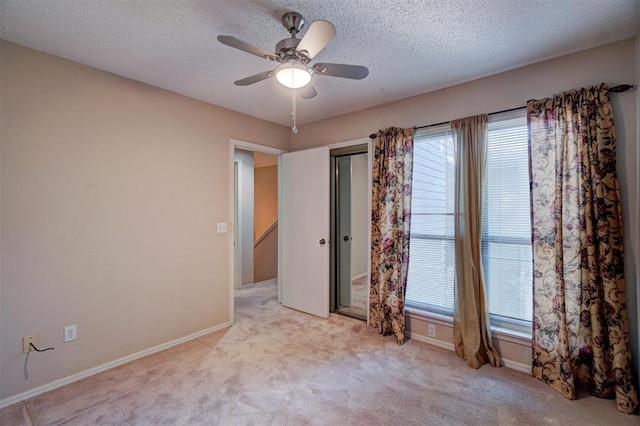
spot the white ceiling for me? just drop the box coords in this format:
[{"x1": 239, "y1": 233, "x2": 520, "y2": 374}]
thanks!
[{"x1": 1, "y1": 1, "x2": 638, "y2": 127}]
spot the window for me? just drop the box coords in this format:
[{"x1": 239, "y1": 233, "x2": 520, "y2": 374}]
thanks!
[
  {"x1": 483, "y1": 110, "x2": 532, "y2": 327},
  {"x1": 406, "y1": 110, "x2": 532, "y2": 330},
  {"x1": 406, "y1": 124, "x2": 455, "y2": 314}
]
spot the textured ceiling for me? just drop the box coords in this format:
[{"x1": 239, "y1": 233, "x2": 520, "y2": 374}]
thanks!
[{"x1": 1, "y1": 1, "x2": 639, "y2": 127}]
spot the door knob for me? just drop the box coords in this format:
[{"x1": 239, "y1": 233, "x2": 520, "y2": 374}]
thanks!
[
  {"x1": 319, "y1": 239, "x2": 326, "y2": 245},
  {"x1": 343, "y1": 235, "x2": 350, "y2": 241}
]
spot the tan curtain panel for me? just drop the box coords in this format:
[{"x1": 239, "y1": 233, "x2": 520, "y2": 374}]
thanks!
[
  {"x1": 369, "y1": 127, "x2": 414, "y2": 344},
  {"x1": 528, "y1": 83, "x2": 638, "y2": 414},
  {"x1": 451, "y1": 115, "x2": 501, "y2": 369}
]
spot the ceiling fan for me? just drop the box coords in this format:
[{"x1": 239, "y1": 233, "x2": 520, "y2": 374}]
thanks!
[{"x1": 217, "y1": 11, "x2": 369, "y2": 100}]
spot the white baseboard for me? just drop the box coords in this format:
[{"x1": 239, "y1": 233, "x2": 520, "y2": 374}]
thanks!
[
  {"x1": 408, "y1": 330, "x2": 531, "y2": 374},
  {"x1": 0, "y1": 322, "x2": 231, "y2": 410}
]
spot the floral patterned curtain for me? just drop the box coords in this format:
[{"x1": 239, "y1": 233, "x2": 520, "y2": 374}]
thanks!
[
  {"x1": 528, "y1": 83, "x2": 638, "y2": 414},
  {"x1": 451, "y1": 115, "x2": 501, "y2": 369},
  {"x1": 369, "y1": 127, "x2": 414, "y2": 345}
]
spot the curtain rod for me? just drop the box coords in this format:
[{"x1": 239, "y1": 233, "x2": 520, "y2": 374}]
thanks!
[{"x1": 369, "y1": 84, "x2": 634, "y2": 138}]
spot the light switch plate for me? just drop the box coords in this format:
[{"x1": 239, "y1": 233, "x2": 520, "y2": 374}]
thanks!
[{"x1": 216, "y1": 222, "x2": 227, "y2": 233}]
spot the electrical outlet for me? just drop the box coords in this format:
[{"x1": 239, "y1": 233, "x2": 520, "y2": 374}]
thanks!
[
  {"x1": 428, "y1": 324, "x2": 436, "y2": 338},
  {"x1": 23, "y1": 334, "x2": 39, "y2": 353},
  {"x1": 64, "y1": 324, "x2": 77, "y2": 342}
]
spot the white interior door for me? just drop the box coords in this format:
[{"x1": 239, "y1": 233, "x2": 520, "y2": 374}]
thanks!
[{"x1": 279, "y1": 146, "x2": 330, "y2": 318}]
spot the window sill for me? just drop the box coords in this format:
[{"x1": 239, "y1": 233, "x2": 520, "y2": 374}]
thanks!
[
  {"x1": 405, "y1": 306, "x2": 452, "y2": 327},
  {"x1": 404, "y1": 306, "x2": 532, "y2": 347},
  {"x1": 490, "y1": 326, "x2": 531, "y2": 346}
]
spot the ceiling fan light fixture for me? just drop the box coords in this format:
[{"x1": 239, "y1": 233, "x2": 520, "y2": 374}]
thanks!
[{"x1": 275, "y1": 62, "x2": 313, "y2": 89}]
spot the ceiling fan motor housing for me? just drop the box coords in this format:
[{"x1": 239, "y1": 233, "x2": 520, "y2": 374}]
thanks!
[{"x1": 275, "y1": 38, "x2": 309, "y2": 63}]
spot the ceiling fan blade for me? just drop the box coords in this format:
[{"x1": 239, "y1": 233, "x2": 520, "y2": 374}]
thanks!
[
  {"x1": 296, "y1": 20, "x2": 336, "y2": 59},
  {"x1": 217, "y1": 35, "x2": 275, "y2": 60},
  {"x1": 313, "y1": 63, "x2": 369, "y2": 80},
  {"x1": 234, "y1": 70, "x2": 274, "y2": 86},
  {"x1": 298, "y1": 84, "x2": 317, "y2": 99}
]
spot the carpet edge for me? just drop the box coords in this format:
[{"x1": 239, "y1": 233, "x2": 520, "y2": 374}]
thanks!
[{"x1": 0, "y1": 322, "x2": 231, "y2": 410}]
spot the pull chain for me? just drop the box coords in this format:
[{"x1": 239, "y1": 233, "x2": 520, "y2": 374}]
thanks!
[{"x1": 291, "y1": 85, "x2": 298, "y2": 133}]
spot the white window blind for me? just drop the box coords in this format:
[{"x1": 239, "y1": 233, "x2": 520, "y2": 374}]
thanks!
[
  {"x1": 406, "y1": 124, "x2": 455, "y2": 313},
  {"x1": 406, "y1": 110, "x2": 533, "y2": 329},
  {"x1": 484, "y1": 110, "x2": 532, "y2": 325}
]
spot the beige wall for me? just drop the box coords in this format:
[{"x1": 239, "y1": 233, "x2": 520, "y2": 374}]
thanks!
[
  {"x1": 0, "y1": 41, "x2": 289, "y2": 401},
  {"x1": 254, "y1": 165, "x2": 278, "y2": 240},
  {"x1": 234, "y1": 149, "x2": 254, "y2": 286},
  {"x1": 293, "y1": 38, "x2": 639, "y2": 371},
  {"x1": 253, "y1": 164, "x2": 278, "y2": 283},
  {"x1": 253, "y1": 223, "x2": 278, "y2": 283}
]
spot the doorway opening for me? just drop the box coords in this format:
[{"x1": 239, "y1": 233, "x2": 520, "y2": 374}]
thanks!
[
  {"x1": 229, "y1": 140, "x2": 285, "y2": 324},
  {"x1": 234, "y1": 149, "x2": 279, "y2": 288},
  {"x1": 330, "y1": 145, "x2": 368, "y2": 320}
]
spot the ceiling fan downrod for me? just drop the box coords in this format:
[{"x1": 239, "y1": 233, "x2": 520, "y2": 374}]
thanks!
[
  {"x1": 291, "y1": 86, "x2": 298, "y2": 133},
  {"x1": 282, "y1": 12, "x2": 305, "y2": 38}
]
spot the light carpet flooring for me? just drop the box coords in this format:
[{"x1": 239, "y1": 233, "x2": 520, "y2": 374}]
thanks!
[{"x1": 1, "y1": 279, "x2": 638, "y2": 425}]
